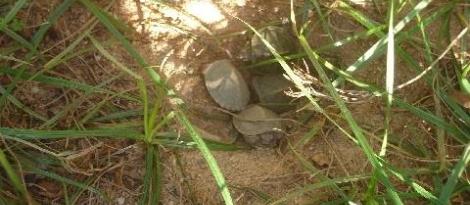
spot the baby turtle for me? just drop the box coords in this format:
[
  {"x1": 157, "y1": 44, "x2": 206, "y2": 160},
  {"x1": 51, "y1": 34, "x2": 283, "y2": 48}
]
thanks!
[
  {"x1": 249, "y1": 26, "x2": 294, "y2": 60},
  {"x1": 252, "y1": 74, "x2": 293, "y2": 113},
  {"x1": 232, "y1": 105, "x2": 285, "y2": 147},
  {"x1": 203, "y1": 59, "x2": 250, "y2": 111}
]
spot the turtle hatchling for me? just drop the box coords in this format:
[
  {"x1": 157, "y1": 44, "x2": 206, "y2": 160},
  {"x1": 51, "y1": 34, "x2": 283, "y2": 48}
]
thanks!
[
  {"x1": 203, "y1": 59, "x2": 250, "y2": 111},
  {"x1": 232, "y1": 105, "x2": 285, "y2": 147},
  {"x1": 252, "y1": 74, "x2": 293, "y2": 112},
  {"x1": 249, "y1": 26, "x2": 294, "y2": 60}
]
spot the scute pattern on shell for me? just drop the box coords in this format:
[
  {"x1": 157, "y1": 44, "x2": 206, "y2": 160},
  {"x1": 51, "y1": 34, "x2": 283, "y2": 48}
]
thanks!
[{"x1": 203, "y1": 59, "x2": 250, "y2": 111}]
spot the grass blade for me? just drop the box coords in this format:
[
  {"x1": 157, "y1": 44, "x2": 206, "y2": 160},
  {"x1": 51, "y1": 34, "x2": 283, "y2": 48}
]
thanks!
[
  {"x1": 38, "y1": 69, "x2": 124, "y2": 129},
  {"x1": 437, "y1": 144, "x2": 470, "y2": 204},
  {"x1": 79, "y1": 0, "x2": 163, "y2": 87},
  {"x1": 299, "y1": 43, "x2": 468, "y2": 143},
  {"x1": 31, "y1": 0, "x2": 76, "y2": 47},
  {"x1": 0, "y1": 0, "x2": 77, "y2": 116},
  {"x1": 308, "y1": 0, "x2": 333, "y2": 41},
  {"x1": 88, "y1": 35, "x2": 142, "y2": 79},
  {"x1": 383, "y1": 0, "x2": 396, "y2": 158},
  {"x1": 0, "y1": 67, "x2": 138, "y2": 102},
  {"x1": 268, "y1": 175, "x2": 368, "y2": 205},
  {"x1": 368, "y1": 0, "x2": 397, "y2": 202},
  {"x1": 139, "y1": 145, "x2": 162, "y2": 205},
  {"x1": 332, "y1": 0, "x2": 433, "y2": 86},
  {"x1": 384, "y1": 162, "x2": 439, "y2": 202},
  {"x1": 297, "y1": 30, "x2": 404, "y2": 205},
  {"x1": 0, "y1": 0, "x2": 27, "y2": 25},
  {"x1": 0, "y1": 27, "x2": 35, "y2": 51},
  {"x1": 176, "y1": 110, "x2": 233, "y2": 205},
  {"x1": 394, "y1": 99, "x2": 468, "y2": 143},
  {"x1": 31, "y1": 21, "x2": 97, "y2": 81},
  {"x1": 289, "y1": 144, "x2": 350, "y2": 201},
  {"x1": 28, "y1": 166, "x2": 107, "y2": 200},
  {"x1": 296, "y1": 1, "x2": 402, "y2": 202},
  {"x1": 0, "y1": 127, "x2": 141, "y2": 140},
  {"x1": 0, "y1": 84, "x2": 48, "y2": 122},
  {"x1": 91, "y1": 108, "x2": 142, "y2": 122},
  {"x1": 0, "y1": 148, "x2": 29, "y2": 203}
]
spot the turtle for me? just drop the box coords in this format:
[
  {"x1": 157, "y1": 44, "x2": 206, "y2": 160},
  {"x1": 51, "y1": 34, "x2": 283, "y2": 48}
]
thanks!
[
  {"x1": 252, "y1": 74, "x2": 294, "y2": 112},
  {"x1": 203, "y1": 59, "x2": 250, "y2": 111},
  {"x1": 248, "y1": 26, "x2": 295, "y2": 60},
  {"x1": 232, "y1": 105, "x2": 285, "y2": 147}
]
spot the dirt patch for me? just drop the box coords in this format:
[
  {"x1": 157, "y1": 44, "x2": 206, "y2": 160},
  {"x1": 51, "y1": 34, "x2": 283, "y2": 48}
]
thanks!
[
  {"x1": 115, "y1": 1, "x2": 468, "y2": 204},
  {"x1": 115, "y1": 1, "x2": 375, "y2": 203}
]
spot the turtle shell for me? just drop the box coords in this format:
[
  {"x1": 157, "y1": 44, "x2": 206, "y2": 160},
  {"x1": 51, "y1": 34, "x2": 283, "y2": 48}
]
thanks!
[
  {"x1": 250, "y1": 26, "x2": 294, "y2": 60},
  {"x1": 252, "y1": 74, "x2": 293, "y2": 112},
  {"x1": 203, "y1": 59, "x2": 250, "y2": 111},
  {"x1": 232, "y1": 105, "x2": 283, "y2": 136}
]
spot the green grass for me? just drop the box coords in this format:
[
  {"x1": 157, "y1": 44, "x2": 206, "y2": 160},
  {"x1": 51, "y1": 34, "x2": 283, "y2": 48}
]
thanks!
[{"x1": 0, "y1": 0, "x2": 469, "y2": 204}]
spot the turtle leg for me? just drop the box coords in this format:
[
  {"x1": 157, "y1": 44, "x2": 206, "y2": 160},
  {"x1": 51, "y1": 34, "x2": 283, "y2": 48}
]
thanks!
[{"x1": 243, "y1": 135, "x2": 259, "y2": 146}]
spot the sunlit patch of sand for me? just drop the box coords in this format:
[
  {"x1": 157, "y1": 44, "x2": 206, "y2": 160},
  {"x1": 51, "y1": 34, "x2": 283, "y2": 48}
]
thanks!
[
  {"x1": 184, "y1": 1, "x2": 225, "y2": 24},
  {"x1": 118, "y1": 0, "x2": 248, "y2": 81},
  {"x1": 183, "y1": 0, "x2": 229, "y2": 29}
]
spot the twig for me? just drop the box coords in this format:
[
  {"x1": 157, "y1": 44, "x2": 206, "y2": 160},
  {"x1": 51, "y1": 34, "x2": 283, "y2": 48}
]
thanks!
[{"x1": 395, "y1": 27, "x2": 468, "y2": 90}]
